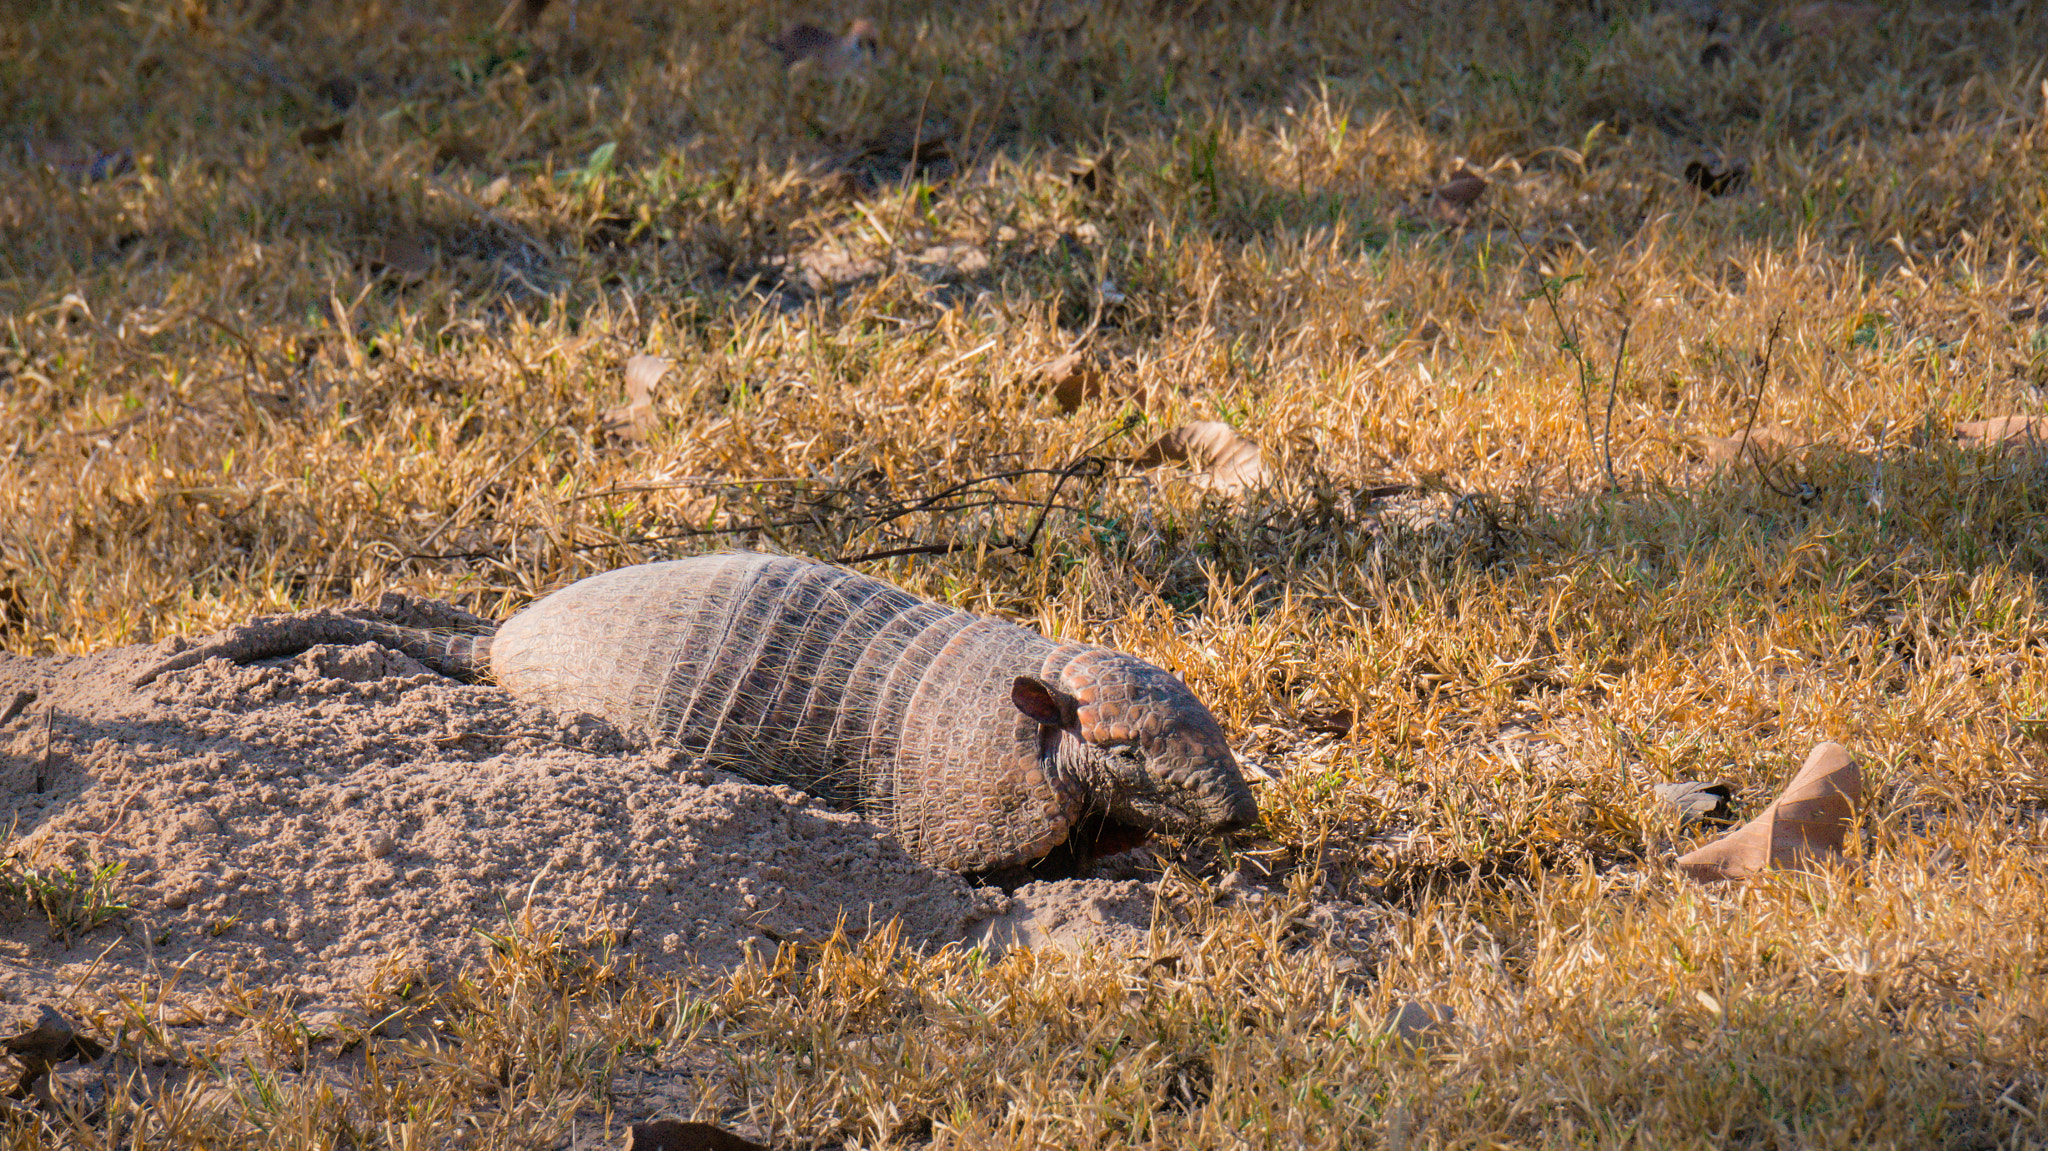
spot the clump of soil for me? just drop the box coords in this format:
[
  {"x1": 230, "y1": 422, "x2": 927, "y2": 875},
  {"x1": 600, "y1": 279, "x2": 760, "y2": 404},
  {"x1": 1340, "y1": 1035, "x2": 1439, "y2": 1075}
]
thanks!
[{"x1": 0, "y1": 634, "x2": 1183, "y2": 1016}]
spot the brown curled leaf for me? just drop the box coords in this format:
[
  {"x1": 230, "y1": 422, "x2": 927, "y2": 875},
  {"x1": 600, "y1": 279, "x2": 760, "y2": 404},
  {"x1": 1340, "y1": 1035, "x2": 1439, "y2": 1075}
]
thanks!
[
  {"x1": 1036, "y1": 351, "x2": 1104, "y2": 413},
  {"x1": 1303, "y1": 706, "x2": 1354, "y2": 738},
  {"x1": 1429, "y1": 163, "x2": 1488, "y2": 224},
  {"x1": 1132, "y1": 421, "x2": 1269, "y2": 495},
  {"x1": 1955, "y1": 415, "x2": 2047, "y2": 452},
  {"x1": 1676, "y1": 743, "x2": 1859, "y2": 882},
  {"x1": 602, "y1": 354, "x2": 673, "y2": 445}
]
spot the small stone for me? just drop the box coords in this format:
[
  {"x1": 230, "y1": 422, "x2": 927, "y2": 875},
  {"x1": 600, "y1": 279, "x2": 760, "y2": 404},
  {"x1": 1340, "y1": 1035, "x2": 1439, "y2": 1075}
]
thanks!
[{"x1": 362, "y1": 830, "x2": 395, "y2": 859}]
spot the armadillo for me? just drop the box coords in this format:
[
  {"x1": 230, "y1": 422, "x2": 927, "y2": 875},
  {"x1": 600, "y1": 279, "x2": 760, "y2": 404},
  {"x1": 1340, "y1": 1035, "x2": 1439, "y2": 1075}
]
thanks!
[{"x1": 135, "y1": 553, "x2": 1258, "y2": 872}]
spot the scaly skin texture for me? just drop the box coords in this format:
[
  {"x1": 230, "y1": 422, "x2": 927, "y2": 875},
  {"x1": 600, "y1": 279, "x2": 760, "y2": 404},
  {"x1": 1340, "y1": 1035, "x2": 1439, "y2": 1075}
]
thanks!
[
  {"x1": 136, "y1": 553, "x2": 1258, "y2": 871},
  {"x1": 135, "y1": 611, "x2": 494, "y2": 685}
]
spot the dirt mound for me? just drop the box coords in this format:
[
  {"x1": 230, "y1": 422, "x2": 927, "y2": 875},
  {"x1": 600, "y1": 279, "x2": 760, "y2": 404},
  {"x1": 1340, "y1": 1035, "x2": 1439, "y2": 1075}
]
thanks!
[{"x1": 0, "y1": 635, "x2": 1184, "y2": 1015}]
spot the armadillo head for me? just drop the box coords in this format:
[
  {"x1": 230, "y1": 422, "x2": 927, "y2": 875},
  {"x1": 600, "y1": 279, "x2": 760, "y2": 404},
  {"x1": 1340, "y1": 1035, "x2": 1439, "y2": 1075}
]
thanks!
[{"x1": 1012, "y1": 650, "x2": 1258, "y2": 850}]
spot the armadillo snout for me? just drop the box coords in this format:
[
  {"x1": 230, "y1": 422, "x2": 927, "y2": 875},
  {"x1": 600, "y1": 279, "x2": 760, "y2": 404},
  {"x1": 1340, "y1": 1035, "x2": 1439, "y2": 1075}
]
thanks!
[
  {"x1": 1210, "y1": 778, "x2": 1259, "y2": 832},
  {"x1": 1156, "y1": 745, "x2": 1258, "y2": 832},
  {"x1": 1062, "y1": 651, "x2": 1259, "y2": 838}
]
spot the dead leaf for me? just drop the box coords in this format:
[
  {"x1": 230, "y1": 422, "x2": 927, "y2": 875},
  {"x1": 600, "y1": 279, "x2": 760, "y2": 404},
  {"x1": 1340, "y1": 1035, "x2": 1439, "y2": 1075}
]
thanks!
[
  {"x1": 770, "y1": 19, "x2": 880, "y2": 78},
  {"x1": 602, "y1": 354, "x2": 672, "y2": 445},
  {"x1": 1304, "y1": 707, "x2": 1354, "y2": 738},
  {"x1": 299, "y1": 121, "x2": 344, "y2": 151},
  {"x1": 1684, "y1": 159, "x2": 1748, "y2": 197},
  {"x1": 1955, "y1": 416, "x2": 2047, "y2": 452},
  {"x1": 1038, "y1": 351, "x2": 1103, "y2": 412},
  {"x1": 624, "y1": 1119, "x2": 768, "y2": 1151},
  {"x1": 1652, "y1": 779, "x2": 1734, "y2": 824},
  {"x1": 1035, "y1": 352, "x2": 1151, "y2": 414},
  {"x1": 1698, "y1": 425, "x2": 1804, "y2": 464},
  {"x1": 1677, "y1": 742, "x2": 1860, "y2": 882},
  {"x1": 1133, "y1": 422, "x2": 1269, "y2": 495},
  {"x1": 1428, "y1": 164, "x2": 1488, "y2": 224},
  {"x1": 370, "y1": 233, "x2": 435, "y2": 285}
]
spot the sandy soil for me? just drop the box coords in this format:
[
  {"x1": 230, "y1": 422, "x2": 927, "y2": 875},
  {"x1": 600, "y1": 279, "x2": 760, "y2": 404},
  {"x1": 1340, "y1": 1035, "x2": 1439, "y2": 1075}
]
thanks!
[{"x1": 0, "y1": 627, "x2": 1215, "y2": 1020}]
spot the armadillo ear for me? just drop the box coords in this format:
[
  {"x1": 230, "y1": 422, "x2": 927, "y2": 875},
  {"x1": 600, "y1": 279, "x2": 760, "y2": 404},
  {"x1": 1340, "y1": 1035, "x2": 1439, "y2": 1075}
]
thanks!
[{"x1": 1011, "y1": 676, "x2": 1078, "y2": 728}]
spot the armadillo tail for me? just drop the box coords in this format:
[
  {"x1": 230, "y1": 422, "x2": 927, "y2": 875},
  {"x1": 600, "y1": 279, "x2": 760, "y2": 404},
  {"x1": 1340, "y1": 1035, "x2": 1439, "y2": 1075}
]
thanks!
[
  {"x1": 133, "y1": 612, "x2": 494, "y2": 688},
  {"x1": 358, "y1": 621, "x2": 494, "y2": 682}
]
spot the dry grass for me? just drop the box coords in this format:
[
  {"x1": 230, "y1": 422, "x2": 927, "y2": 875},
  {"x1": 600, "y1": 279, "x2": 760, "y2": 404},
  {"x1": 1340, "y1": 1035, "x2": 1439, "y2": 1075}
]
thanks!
[{"x1": 7, "y1": 0, "x2": 2048, "y2": 1145}]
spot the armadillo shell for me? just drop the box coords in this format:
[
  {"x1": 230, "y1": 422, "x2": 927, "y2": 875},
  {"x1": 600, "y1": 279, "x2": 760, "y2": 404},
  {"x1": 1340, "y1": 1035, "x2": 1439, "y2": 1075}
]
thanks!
[{"x1": 487, "y1": 553, "x2": 1087, "y2": 869}]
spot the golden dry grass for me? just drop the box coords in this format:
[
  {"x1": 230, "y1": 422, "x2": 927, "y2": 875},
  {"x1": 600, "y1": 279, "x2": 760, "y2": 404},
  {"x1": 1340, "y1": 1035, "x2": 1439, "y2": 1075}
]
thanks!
[{"x1": 6, "y1": 0, "x2": 2048, "y2": 1145}]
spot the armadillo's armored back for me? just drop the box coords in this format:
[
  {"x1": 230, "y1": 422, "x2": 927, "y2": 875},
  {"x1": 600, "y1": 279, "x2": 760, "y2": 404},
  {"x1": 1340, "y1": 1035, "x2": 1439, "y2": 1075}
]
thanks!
[
  {"x1": 136, "y1": 550, "x2": 1248, "y2": 871},
  {"x1": 487, "y1": 554, "x2": 1053, "y2": 815}
]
